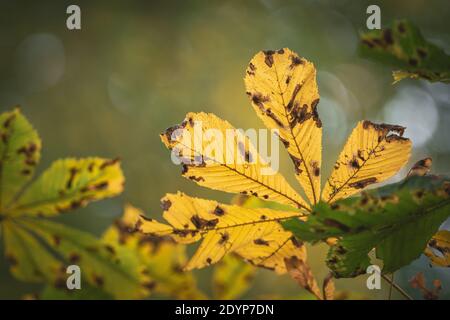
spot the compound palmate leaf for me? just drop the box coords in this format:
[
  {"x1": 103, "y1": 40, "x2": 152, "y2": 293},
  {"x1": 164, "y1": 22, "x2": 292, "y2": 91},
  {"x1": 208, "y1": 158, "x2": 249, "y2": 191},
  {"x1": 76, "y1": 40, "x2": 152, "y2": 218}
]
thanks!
[
  {"x1": 245, "y1": 48, "x2": 322, "y2": 205},
  {"x1": 0, "y1": 108, "x2": 129, "y2": 298},
  {"x1": 161, "y1": 112, "x2": 310, "y2": 211},
  {"x1": 322, "y1": 121, "x2": 412, "y2": 203},
  {"x1": 283, "y1": 175, "x2": 450, "y2": 278},
  {"x1": 152, "y1": 48, "x2": 416, "y2": 282},
  {"x1": 135, "y1": 192, "x2": 306, "y2": 273}
]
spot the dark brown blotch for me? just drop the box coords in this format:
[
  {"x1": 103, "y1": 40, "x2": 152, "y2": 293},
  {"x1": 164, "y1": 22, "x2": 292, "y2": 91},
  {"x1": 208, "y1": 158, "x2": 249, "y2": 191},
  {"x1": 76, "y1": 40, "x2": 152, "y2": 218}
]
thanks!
[
  {"x1": 263, "y1": 50, "x2": 275, "y2": 67},
  {"x1": 254, "y1": 238, "x2": 269, "y2": 246},
  {"x1": 190, "y1": 214, "x2": 219, "y2": 230},
  {"x1": 213, "y1": 205, "x2": 225, "y2": 216},
  {"x1": 349, "y1": 177, "x2": 377, "y2": 189}
]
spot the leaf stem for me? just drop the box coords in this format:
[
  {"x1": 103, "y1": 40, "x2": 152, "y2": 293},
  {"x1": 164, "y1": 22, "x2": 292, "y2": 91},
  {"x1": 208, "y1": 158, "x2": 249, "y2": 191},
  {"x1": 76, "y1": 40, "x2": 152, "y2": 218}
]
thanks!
[
  {"x1": 388, "y1": 273, "x2": 394, "y2": 300},
  {"x1": 381, "y1": 274, "x2": 413, "y2": 300}
]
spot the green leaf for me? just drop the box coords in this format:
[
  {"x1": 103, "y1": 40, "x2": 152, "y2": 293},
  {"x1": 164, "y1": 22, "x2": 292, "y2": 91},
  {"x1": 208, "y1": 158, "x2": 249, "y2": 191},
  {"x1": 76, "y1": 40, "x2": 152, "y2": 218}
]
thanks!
[
  {"x1": 359, "y1": 20, "x2": 450, "y2": 83},
  {"x1": 7, "y1": 157, "x2": 124, "y2": 217},
  {"x1": 18, "y1": 218, "x2": 148, "y2": 299},
  {"x1": 282, "y1": 175, "x2": 450, "y2": 278},
  {"x1": 2, "y1": 220, "x2": 62, "y2": 283},
  {"x1": 213, "y1": 253, "x2": 255, "y2": 299},
  {"x1": 0, "y1": 108, "x2": 41, "y2": 210}
]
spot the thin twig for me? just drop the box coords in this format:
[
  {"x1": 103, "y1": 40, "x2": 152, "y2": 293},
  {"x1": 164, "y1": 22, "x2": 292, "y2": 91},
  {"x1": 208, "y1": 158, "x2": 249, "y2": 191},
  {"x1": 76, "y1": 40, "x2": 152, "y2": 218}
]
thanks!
[
  {"x1": 388, "y1": 273, "x2": 394, "y2": 300},
  {"x1": 381, "y1": 274, "x2": 413, "y2": 300}
]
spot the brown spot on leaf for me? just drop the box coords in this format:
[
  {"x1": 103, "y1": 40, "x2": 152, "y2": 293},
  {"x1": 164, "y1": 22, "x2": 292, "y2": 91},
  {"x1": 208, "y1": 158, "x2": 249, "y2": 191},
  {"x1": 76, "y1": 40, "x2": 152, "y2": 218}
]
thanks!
[
  {"x1": 349, "y1": 157, "x2": 360, "y2": 169},
  {"x1": 289, "y1": 54, "x2": 303, "y2": 68},
  {"x1": 6, "y1": 254, "x2": 18, "y2": 266},
  {"x1": 408, "y1": 58, "x2": 418, "y2": 67},
  {"x1": 161, "y1": 199, "x2": 172, "y2": 211},
  {"x1": 251, "y1": 92, "x2": 270, "y2": 110},
  {"x1": 349, "y1": 177, "x2": 377, "y2": 189},
  {"x1": 66, "y1": 167, "x2": 79, "y2": 189},
  {"x1": 287, "y1": 84, "x2": 301, "y2": 111},
  {"x1": 324, "y1": 219, "x2": 351, "y2": 232},
  {"x1": 383, "y1": 28, "x2": 393, "y2": 45},
  {"x1": 290, "y1": 236, "x2": 303, "y2": 248},
  {"x1": 219, "y1": 232, "x2": 229, "y2": 245},
  {"x1": 263, "y1": 50, "x2": 275, "y2": 67},
  {"x1": 311, "y1": 161, "x2": 320, "y2": 177},
  {"x1": 254, "y1": 238, "x2": 269, "y2": 246},
  {"x1": 69, "y1": 253, "x2": 81, "y2": 263},
  {"x1": 93, "y1": 274, "x2": 104, "y2": 287},
  {"x1": 417, "y1": 48, "x2": 427, "y2": 59},
  {"x1": 290, "y1": 155, "x2": 303, "y2": 175},
  {"x1": 3, "y1": 114, "x2": 16, "y2": 128},
  {"x1": 188, "y1": 175, "x2": 205, "y2": 182},
  {"x1": 213, "y1": 205, "x2": 225, "y2": 216},
  {"x1": 190, "y1": 214, "x2": 219, "y2": 230},
  {"x1": 100, "y1": 158, "x2": 120, "y2": 170}
]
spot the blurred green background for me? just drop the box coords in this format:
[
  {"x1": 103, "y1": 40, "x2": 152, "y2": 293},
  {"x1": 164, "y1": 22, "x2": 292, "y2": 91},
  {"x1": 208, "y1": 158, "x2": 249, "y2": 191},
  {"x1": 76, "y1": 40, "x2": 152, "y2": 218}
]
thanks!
[{"x1": 0, "y1": 0, "x2": 449, "y2": 299}]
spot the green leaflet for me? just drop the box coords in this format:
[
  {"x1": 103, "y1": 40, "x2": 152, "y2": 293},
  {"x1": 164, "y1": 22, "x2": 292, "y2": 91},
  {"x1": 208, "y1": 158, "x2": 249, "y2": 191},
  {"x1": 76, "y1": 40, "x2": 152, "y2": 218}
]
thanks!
[
  {"x1": 0, "y1": 108, "x2": 41, "y2": 210},
  {"x1": 3, "y1": 220, "x2": 62, "y2": 283},
  {"x1": 7, "y1": 157, "x2": 124, "y2": 217},
  {"x1": 19, "y1": 218, "x2": 147, "y2": 299},
  {"x1": 282, "y1": 175, "x2": 450, "y2": 278},
  {"x1": 359, "y1": 20, "x2": 450, "y2": 83}
]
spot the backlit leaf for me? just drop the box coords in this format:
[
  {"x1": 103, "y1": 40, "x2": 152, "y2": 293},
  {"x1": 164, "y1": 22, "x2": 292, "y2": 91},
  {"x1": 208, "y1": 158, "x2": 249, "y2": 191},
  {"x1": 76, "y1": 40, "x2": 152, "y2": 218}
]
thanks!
[
  {"x1": 245, "y1": 48, "x2": 322, "y2": 205},
  {"x1": 160, "y1": 112, "x2": 309, "y2": 211},
  {"x1": 135, "y1": 192, "x2": 306, "y2": 273},
  {"x1": 8, "y1": 158, "x2": 124, "y2": 217},
  {"x1": 283, "y1": 175, "x2": 450, "y2": 278},
  {"x1": 322, "y1": 121, "x2": 411, "y2": 203}
]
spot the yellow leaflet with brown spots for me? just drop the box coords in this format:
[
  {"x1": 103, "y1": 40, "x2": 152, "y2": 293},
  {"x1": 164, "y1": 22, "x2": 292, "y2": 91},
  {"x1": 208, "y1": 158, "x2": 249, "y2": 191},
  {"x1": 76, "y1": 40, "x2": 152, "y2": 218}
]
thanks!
[
  {"x1": 245, "y1": 48, "x2": 322, "y2": 205},
  {"x1": 135, "y1": 192, "x2": 306, "y2": 272},
  {"x1": 7, "y1": 158, "x2": 124, "y2": 217},
  {"x1": 322, "y1": 121, "x2": 412, "y2": 203},
  {"x1": 235, "y1": 228, "x2": 306, "y2": 274},
  {"x1": 160, "y1": 112, "x2": 310, "y2": 211},
  {"x1": 424, "y1": 230, "x2": 450, "y2": 267}
]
